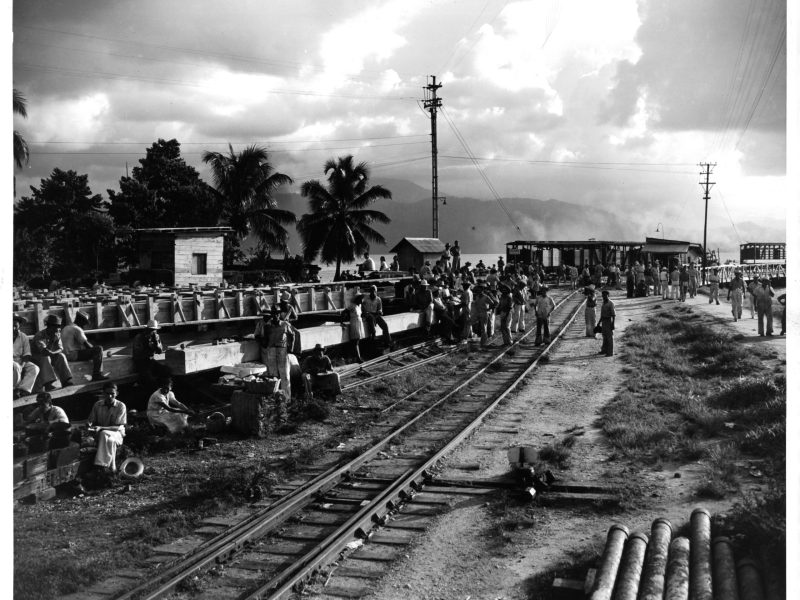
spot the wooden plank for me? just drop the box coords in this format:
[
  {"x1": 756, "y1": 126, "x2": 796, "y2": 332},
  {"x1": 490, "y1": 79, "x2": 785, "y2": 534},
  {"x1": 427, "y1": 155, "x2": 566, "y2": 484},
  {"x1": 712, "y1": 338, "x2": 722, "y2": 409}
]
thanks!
[{"x1": 14, "y1": 375, "x2": 139, "y2": 409}]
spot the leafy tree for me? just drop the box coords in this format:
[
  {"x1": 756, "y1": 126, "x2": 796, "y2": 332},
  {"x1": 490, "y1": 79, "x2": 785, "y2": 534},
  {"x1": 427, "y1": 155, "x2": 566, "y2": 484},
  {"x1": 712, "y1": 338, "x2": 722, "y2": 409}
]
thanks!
[
  {"x1": 298, "y1": 155, "x2": 391, "y2": 279},
  {"x1": 14, "y1": 169, "x2": 116, "y2": 283},
  {"x1": 107, "y1": 139, "x2": 220, "y2": 229},
  {"x1": 202, "y1": 144, "x2": 295, "y2": 252},
  {"x1": 13, "y1": 88, "x2": 29, "y2": 170}
]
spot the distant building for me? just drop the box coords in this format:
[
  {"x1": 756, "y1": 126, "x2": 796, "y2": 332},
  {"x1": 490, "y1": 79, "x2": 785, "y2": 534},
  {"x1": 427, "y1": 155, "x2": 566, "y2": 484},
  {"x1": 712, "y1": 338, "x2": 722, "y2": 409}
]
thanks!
[
  {"x1": 135, "y1": 227, "x2": 232, "y2": 286},
  {"x1": 389, "y1": 237, "x2": 446, "y2": 271},
  {"x1": 740, "y1": 242, "x2": 785, "y2": 264},
  {"x1": 506, "y1": 240, "x2": 642, "y2": 269},
  {"x1": 640, "y1": 237, "x2": 704, "y2": 267}
]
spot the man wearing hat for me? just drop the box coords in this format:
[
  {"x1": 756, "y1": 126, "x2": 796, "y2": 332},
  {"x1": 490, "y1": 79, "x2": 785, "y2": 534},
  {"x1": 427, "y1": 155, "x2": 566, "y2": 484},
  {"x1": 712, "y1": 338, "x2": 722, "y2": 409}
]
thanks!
[
  {"x1": 362, "y1": 285, "x2": 393, "y2": 349},
  {"x1": 415, "y1": 279, "x2": 434, "y2": 333},
  {"x1": 472, "y1": 284, "x2": 497, "y2": 347},
  {"x1": 12, "y1": 315, "x2": 40, "y2": 398},
  {"x1": 532, "y1": 286, "x2": 555, "y2": 346},
  {"x1": 598, "y1": 290, "x2": 616, "y2": 356},
  {"x1": 511, "y1": 280, "x2": 528, "y2": 334},
  {"x1": 301, "y1": 344, "x2": 340, "y2": 400},
  {"x1": 61, "y1": 311, "x2": 109, "y2": 382},
  {"x1": 31, "y1": 314, "x2": 73, "y2": 392},
  {"x1": 726, "y1": 270, "x2": 746, "y2": 321},
  {"x1": 707, "y1": 268, "x2": 721, "y2": 305},
  {"x1": 496, "y1": 284, "x2": 514, "y2": 345},
  {"x1": 255, "y1": 305, "x2": 294, "y2": 398},
  {"x1": 25, "y1": 391, "x2": 69, "y2": 429},
  {"x1": 754, "y1": 278, "x2": 775, "y2": 336},
  {"x1": 583, "y1": 284, "x2": 598, "y2": 338},
  {"x1": 132, "y1": 319, "x2": 169, "y2": 390}
]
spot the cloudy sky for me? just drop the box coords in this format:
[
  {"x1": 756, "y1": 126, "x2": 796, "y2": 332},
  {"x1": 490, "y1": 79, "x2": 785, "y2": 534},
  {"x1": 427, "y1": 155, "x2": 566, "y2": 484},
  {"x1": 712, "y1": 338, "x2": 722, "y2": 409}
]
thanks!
[{"x1": 11, "y1": 0, "x2": 789, "y2": 250}]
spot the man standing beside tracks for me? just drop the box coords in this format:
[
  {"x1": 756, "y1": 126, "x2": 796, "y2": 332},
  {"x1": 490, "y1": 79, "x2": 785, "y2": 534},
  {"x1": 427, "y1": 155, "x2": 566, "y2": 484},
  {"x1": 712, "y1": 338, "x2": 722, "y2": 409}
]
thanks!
[
  {"x1": 598, "y1": 290, "x2": 616, "y2": 357},
  {"x1": 754, "y1": 278, "x2": 775, "y2": 336},
  {"x1": 472, "y1": 284, "x2": 496, "y2": 348},
  {"x1": 255, "y1": 306, "x2": 294, "y2": 398},
  {"x1": 727, "y1": 270, "x2": 746, "y2": 321},
  {"x1": 532, "y1": 287, "x2": 556, "y2": 346},
  {"x1": 362, "y1": 285, "x2": 393, "y2": 349},
  {"x1": 62, "y1": 311, "x2": 109, "y2": 382},
  {"x1": 707, "y1": 268, "x2": 721, "y2": 305}
]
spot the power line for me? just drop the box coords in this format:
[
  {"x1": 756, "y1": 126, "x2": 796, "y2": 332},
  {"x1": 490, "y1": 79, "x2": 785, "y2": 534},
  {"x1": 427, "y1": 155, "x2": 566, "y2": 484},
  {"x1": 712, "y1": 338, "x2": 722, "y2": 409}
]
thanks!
[
  {"x1": 439, "y1": 155, "x2": 697, "y2": 175},
  {"x1": 439, "y1": 107, "x2": 520, "y2": 234},
  {"x1": 30, "y1": 134, "x2": 429, "y2": 145},
  {"x1": 31, "y1": 140, "x2": 430, "y2": 156},
  {"x1": 16, "y1": 62, "x2": 418, "y2": 100}
]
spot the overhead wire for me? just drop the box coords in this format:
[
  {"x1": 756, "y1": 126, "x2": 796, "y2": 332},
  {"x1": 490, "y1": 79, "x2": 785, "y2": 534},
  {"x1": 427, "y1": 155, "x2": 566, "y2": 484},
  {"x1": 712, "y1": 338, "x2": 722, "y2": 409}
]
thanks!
[
  {"x1": 439, "y1": 107, "x2": 520, "y2": 233},
  {"x1": 16, "y1": 62, "x2": 417, "y2": 100}
]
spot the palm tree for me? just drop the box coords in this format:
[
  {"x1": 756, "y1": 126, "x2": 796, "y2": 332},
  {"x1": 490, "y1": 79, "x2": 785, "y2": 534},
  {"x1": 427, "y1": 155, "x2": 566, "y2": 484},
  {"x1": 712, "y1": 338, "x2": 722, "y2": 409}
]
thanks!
[
  {"x1": 13, "y1": 88, "x2": 29, "y2": 169},
  {"x1": 202, "y1": 144, "x2": 295, "y2": 251},
  {"x1": 298, "y1": 155, "x2": 392, "y2": 279}
]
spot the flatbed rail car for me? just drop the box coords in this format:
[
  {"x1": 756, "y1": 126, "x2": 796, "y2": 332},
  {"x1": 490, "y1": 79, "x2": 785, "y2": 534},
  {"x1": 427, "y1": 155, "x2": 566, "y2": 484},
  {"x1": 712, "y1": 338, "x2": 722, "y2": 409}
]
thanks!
[
  {"x1": 740, "y1": 242, "x2": 785, "y2": 264},
  {"x1": 703, "y1": 262, "x2": 786, "y2": 287},
  {"x1": 12, "y1": 278, "x2": 404, "y2": 335},
  {"x1": 506, "y1": 240, "x2": 643, "y2": 271}
]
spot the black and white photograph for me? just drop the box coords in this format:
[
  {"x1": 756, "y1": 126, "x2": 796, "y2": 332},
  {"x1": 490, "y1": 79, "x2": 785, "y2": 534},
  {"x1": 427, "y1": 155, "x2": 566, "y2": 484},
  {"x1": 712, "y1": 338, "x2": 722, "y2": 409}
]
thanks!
[{"x1": 9, "y1": 1, "x2": 795, "y2": 598}]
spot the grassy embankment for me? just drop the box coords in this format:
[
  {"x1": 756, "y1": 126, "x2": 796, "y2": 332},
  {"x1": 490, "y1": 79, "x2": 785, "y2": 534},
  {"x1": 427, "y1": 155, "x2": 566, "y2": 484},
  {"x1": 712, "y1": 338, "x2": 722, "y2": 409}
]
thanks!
[{"x1": 600, "y1": 303, "x2": 785, "y2": 573}]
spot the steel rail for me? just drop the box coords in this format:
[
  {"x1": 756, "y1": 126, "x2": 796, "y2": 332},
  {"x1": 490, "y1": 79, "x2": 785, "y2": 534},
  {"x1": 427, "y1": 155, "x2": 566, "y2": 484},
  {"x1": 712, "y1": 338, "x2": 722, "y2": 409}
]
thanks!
[
  {"x1": 257, "y1": 291, "x2": 586, "y2": 599},
  {"x1": 115, "y1": 290, "x2": 581, "y2": 600}
]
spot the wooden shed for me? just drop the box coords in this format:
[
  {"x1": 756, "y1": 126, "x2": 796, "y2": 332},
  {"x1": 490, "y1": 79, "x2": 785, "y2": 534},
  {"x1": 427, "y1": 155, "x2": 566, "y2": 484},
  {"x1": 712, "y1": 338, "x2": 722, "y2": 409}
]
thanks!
[
  {"x1": 136, "y1": 227, "x2": 232, "y2": 286},
  {"x1": 389, "y1": 237, "x2": 446, "y2": 272}
]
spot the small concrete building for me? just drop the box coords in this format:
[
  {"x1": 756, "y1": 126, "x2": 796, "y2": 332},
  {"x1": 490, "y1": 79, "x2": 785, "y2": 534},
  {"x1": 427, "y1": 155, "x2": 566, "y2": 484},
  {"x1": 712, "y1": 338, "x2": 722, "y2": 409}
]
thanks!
[
  {"x1": 136, "y1": 227, "x2": 232, "y2": 286},
  {"x1": 389, "y1": 237, "x2": 446, "y2": 272}
]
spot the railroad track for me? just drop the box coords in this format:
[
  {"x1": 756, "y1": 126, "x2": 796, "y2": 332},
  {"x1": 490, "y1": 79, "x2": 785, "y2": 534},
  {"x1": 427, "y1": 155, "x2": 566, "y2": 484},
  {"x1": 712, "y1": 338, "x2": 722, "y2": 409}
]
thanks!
[{"x1": 110, "y1": 290, "x2": 585, "y2": 600}]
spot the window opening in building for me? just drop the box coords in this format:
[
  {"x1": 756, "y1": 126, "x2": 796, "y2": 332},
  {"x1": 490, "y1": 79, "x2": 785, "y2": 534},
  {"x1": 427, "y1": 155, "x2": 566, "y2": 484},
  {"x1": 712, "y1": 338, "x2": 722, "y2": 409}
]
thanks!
[{"x1": 192, "y1": 253, "x2": 207, "y2": 275}]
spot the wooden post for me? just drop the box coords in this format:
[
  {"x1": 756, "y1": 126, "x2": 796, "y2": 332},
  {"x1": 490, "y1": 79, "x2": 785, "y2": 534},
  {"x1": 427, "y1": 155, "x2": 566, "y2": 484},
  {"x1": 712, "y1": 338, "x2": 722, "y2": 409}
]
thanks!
[
  {"x1": 340, "y1": 285, "x2": 346, "y2": 308},
  {"x1": 62, "y1": 301, "x2": 76, "y2": 325},
  {"x1": 193, "y1": 292, "x2": 203, "y2": 321},
  {"x1": 94, "y1": 301, "x2": 103, "y2": 329},
  {"x1": 309, "y1": 288, "x2": 317, "y2": 312},
  {"x1": 145, "y1": 295, "x2": 157, "y2": 324},
  {"x1": 236, "y1": 291, "x2": 244, "y2": 317},
  {"x1": 33, "y1": 301, "x2": 44, "y2": 332}
]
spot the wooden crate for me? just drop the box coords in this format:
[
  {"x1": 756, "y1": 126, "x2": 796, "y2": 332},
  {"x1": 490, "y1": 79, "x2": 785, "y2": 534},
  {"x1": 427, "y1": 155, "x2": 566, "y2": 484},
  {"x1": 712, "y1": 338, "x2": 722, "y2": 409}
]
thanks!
[
  {"x1": 24, "y1": 454, "x2": 49, "y2": 478},
  {"x1": 46, "y1": 461, "x2": 81, "y2": 487}
]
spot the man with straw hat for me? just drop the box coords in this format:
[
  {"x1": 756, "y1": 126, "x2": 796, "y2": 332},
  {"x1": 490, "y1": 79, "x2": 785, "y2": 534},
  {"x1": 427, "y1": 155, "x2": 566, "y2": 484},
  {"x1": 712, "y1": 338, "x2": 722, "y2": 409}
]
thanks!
[
  {"x1": 132, "y1": 319, "x2": 169, "y2": 389},
  {"x1": 31, "y1": 314, "x2": 73, "y2": 392}
]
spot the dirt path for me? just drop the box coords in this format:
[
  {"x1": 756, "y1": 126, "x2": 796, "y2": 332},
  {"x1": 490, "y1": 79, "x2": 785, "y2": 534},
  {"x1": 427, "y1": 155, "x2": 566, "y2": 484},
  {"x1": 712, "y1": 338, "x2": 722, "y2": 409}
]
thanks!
[{"x1": 342, "y1": 290, "x2": 785, "y2": 600}]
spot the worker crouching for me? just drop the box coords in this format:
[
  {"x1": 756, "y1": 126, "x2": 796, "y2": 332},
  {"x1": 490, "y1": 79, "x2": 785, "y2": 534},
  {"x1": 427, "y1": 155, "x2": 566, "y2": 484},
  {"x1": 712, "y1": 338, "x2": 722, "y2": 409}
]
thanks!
[{"x1": 301, "y1": 344, "x2": 341, "y2": 400}]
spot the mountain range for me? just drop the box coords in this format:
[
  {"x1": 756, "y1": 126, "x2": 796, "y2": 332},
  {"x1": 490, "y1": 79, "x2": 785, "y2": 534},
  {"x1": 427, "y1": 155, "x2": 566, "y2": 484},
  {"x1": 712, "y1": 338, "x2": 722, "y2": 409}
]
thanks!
[{"x1": 269, "y1": 177, "x2": 785, "y2": 260}]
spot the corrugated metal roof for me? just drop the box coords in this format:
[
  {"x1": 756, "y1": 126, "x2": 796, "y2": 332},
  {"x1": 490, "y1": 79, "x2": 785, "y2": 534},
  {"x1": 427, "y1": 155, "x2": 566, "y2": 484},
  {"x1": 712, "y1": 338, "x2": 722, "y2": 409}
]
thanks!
[{"x1": 390, "y1": 237, "x2": 446, "y2": 253}]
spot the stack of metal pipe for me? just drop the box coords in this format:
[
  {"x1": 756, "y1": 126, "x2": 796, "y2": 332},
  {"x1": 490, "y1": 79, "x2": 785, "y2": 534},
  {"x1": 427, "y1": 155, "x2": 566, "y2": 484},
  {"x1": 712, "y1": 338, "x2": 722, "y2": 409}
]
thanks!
[{"x1": 587, "y1": 508, "x2": 780, "y2": 600}]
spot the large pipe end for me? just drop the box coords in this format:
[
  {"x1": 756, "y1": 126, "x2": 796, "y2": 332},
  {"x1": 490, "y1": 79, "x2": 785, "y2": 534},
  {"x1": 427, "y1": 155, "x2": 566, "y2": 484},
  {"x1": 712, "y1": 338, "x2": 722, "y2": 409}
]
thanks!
[
  {"x1": 692, "y1": 507, "x2": 712, "y2": 519},
  {"x1": 608, "y1": 523, "x2": 630, "y2": 537},
  {"x1": 652, "y1": 517, "x2": 673, "y2": 532}
]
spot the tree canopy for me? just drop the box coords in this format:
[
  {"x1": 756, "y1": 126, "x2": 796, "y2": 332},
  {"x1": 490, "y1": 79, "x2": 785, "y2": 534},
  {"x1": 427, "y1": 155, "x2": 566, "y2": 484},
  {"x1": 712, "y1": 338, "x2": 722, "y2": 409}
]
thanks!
[
  {"x1": 202, "y1": 144, "x2": 295, "y2": 252},
  {"x1": 298, "y1": 155, "x2": 391, "y2": 279},
  {"x1": 15, "y1": 169, "x2": 116, "y2": 283},
  {"x1": 13, "y1": 88, "x2": 29, "y2": 170},
  {"x1": 107, "y1": 138, "x2": 220, "y2": 229}
]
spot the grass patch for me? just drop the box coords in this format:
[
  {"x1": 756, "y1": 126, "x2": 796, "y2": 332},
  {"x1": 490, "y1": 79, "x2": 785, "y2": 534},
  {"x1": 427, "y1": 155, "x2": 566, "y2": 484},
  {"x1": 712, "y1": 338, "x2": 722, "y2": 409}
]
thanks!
[
  {"x1": 538, "y1": 434, "x2": 577, "y2": 468},
  {"x1": 599, "y1": 305, "x2": 784, "y2": 500}
]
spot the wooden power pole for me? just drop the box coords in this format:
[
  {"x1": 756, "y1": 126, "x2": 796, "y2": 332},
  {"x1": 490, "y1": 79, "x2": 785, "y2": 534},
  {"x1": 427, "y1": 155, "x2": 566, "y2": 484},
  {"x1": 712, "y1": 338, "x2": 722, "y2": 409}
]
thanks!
[
  {"x1": 698, "y1": 162, "x2": 716, "y2": 284},
  {"x1": 423, "y1": 76, "x2": 443, "y2": 238}
]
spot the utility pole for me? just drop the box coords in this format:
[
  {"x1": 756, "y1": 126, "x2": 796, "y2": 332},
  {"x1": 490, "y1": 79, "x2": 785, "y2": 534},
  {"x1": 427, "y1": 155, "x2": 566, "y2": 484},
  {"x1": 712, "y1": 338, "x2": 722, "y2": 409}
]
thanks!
[
  {"x1": 698, "y1": 163, "x2": 716, "y2": 285},
  {"x1": 423, "y1": 76, "x2": 443, "y2": 238}
]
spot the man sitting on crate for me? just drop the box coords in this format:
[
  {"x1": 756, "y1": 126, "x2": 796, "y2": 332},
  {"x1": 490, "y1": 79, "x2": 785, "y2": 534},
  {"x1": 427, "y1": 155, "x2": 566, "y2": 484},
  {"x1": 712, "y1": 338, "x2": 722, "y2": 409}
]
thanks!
[
  {"x1": 13, "y1": 315, "x2": 40, "y2": 399},
  {"x1": 301, "y1": 344, "x2": 341, "y2": 400},
  {"x1": 132, "y1": 319, "x2": 170, "y2": 391},
  {"x1": 61, "y1": 311, "x2": 109, "y2": 382},
  {"x1": 25, "y1": 392, "x2": 70, "y2": 430},
  {"x1": 254, "y1": 306, "x2": 294, "y2": 399},
  {"x1": 86, "y1": 382, "x2": 126, "y2": 473},
  {"x1": 31, "y1": 315, "x2": 74, "y2": 392}
]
